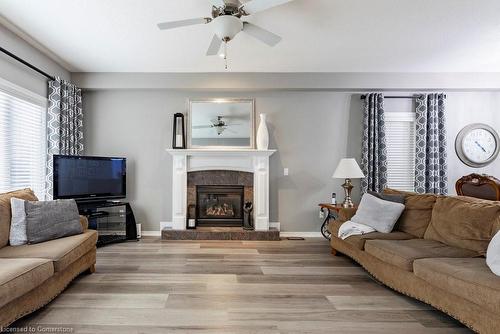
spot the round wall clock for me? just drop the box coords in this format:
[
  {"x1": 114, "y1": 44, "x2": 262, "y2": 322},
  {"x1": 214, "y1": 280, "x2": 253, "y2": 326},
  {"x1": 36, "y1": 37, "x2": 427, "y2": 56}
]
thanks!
[{"x1": 455, "y1": 123, "x2": 500, "y2": 168}]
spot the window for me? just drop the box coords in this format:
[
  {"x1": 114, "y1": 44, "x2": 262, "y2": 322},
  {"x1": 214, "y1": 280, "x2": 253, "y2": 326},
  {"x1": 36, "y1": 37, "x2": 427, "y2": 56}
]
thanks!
[
  {"x1": 0, "y1": 82, "x2": 47, "y2": 199},
  {"x1": 385, "y1": 112, "x2": 416, "y2": 192}
]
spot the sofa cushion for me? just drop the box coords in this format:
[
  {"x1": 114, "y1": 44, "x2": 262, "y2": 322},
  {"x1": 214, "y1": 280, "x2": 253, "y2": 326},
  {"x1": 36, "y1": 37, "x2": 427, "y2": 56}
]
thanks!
[
  {"x1": 383, "y1": 188, "x2": 437, "y2": 238},
  {"x1": 0, "y1": 258, "x2": 53, "y2": 308},
  {"x1": 351, "y1": 193, "x2": 405, "y2": 233},
  {"x1": 414, "y1": 257, "x2": 500, "y2": 315},
  {"x1": 25, "y1": 199, "x2": 82, "y2": 244},
  {"x1": 364, "y1": 239, "x2": 479, "y2": 271},
  {"x1": 0, "y1": 230, "x2": 97, "y2": 272},
  {"x1": 424, "y1": 196, "x2": 500, "y2": 255},
  {"x1": 328, "y1": 220, "x2": 414, "y2": 250},
  {"x1": 0, "y1": 189, "x2": 38, "y2": 248}
]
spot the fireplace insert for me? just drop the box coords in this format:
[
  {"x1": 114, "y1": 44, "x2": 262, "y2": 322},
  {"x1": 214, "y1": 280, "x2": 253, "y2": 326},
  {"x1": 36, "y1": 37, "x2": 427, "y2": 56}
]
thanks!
[{"x1": 196, "y1": 185, "x2": 244, "y2": 226}]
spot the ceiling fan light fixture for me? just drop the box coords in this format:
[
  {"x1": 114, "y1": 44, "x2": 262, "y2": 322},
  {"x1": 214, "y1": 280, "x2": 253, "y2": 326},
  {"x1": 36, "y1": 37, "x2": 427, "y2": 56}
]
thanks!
[
  {"x1": 212, "y1": 15, "x2": 243, "y2": 41},
  {"x1": 157, "y1": 0, "x2": 291, "y2": 65}
]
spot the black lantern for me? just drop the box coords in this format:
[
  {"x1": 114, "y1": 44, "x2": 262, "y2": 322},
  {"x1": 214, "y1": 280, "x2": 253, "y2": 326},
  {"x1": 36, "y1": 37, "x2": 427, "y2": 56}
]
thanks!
[{"x1": 172, "y1": 113, "x2": 186, "y2": 149}]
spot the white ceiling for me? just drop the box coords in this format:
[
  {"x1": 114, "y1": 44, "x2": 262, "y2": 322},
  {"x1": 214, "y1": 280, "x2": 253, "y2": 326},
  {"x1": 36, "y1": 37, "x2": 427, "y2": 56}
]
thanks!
[{"x1": 1, "y1": 0, "x2": 500, "y2": 73}]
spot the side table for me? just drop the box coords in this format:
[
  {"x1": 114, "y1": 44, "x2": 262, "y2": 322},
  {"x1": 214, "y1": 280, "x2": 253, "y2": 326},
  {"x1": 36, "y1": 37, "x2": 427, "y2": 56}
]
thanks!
[{"x1": 318, "y1": 203, "x2": 357, "y2": 240}]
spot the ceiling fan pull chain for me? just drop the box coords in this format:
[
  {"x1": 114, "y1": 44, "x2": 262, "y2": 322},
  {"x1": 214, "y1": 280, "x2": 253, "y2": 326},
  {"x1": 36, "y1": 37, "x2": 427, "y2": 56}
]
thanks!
[{"x1": 224, "y1": 41, "x2": 228, "y2": 70}]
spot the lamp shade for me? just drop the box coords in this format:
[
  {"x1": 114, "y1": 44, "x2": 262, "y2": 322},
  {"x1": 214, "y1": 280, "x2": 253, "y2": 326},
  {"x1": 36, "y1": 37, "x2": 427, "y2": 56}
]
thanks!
[{"x1": 332, "y1": 158, "x2": 365, "y2": 179}]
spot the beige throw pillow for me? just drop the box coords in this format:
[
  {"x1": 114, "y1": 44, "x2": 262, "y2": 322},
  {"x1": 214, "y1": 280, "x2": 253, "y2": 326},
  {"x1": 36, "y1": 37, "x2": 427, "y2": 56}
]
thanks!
[
  {"x1": 9, "y1": 198, "x2": 27, "y2": 246},
  {"x1": 351, "y1": 193, "x2": 405, "y2": 233}
]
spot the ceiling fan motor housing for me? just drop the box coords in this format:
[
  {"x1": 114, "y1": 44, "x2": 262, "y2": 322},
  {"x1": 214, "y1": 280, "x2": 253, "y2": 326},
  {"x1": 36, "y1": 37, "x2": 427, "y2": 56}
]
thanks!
[{"x1": 212, "y1": 15, "x2": 243, "y2": 41}]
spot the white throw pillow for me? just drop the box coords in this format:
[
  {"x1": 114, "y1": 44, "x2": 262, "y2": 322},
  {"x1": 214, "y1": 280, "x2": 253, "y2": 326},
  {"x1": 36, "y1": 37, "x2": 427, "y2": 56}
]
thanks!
[
  {"x1": 486, "y1": 230, "x2": 500, "y2": 276},
  {"x1": 9, "y1": 197, "x2": 28, "y2": 246},
  {"x1": 351, "y1": 193, "x2": 405, "y2": 233}
]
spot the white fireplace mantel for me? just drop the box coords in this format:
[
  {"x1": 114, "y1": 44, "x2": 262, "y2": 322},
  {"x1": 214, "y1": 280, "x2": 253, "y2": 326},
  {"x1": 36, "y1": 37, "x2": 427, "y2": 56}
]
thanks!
[{"x1": 166, "y1": 149, "x2": 276, "y2": 231}]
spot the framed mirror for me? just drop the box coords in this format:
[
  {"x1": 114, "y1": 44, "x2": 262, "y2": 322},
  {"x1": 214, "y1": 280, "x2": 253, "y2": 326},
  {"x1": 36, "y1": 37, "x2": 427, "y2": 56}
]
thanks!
[{"x1": 188, "y1": 99, "x2": 255, "y2": 149}]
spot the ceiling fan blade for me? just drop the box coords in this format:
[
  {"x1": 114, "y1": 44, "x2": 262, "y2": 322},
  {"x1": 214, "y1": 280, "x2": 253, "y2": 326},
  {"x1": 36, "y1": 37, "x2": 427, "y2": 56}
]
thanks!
[
  {"x1": 193, "y1": 125, "x2": 213, "y2": 129},
  {"x1": 157, "y1": 17, "x2": 210, "y2": 30},
  {"x1": 209, "y1": 0, "x2": 226, "y2": 8},
  {"x1": 206, "y1": 35, "x2": 223, "y2": 56},
  {"x1": 222, "y1": 115, "x2": 248, "y2": 119},
  {"x1": 240, "y1": 0, "x2": 292, "y2": 15},
  {"x1": 243, "y1": 22, "x2": 281, "y2": 46}
]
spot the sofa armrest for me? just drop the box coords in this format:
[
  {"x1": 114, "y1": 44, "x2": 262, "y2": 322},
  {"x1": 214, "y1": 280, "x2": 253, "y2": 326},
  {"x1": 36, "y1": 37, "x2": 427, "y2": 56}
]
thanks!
[
  {"x1": 338, "y1": 207, "x2": 358, "y2": 222},
  {"x1": 79, "y1": 215, "x2": 89, "y2": 231}
]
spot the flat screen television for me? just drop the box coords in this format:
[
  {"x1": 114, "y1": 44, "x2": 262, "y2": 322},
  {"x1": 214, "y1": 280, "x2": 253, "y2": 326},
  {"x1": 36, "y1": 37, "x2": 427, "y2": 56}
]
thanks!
[{"x1": 53, "y1": 155, "x2": 126, "y2": 201}]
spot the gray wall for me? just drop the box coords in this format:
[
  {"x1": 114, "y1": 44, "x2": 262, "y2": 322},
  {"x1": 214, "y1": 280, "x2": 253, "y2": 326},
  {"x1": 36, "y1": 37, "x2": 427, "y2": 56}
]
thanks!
[
  {"x1": 83, "y1": 89, "x2": 500, "y2": 232},
  {"x1": 83, "y1": 90, "x2": 362, "y2": 232},
  {"x1": 446, "y1": 92, "x2": 500, "y2": 189},
  {"x1": 0, "y1": 23, "x2": 70, "y2": 96},
  {"x1": 384, "y1": 93, "x2": 500, "y2": 194}
]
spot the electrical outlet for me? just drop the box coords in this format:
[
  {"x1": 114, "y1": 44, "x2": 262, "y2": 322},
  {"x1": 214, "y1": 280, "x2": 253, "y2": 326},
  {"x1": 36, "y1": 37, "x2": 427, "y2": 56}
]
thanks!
[
  {"x1": 284, "y1": 168, "x2": 289, "y2": 176},
  {"x1": 319, "y1": 210, "x2": 325, "y2": 219}
]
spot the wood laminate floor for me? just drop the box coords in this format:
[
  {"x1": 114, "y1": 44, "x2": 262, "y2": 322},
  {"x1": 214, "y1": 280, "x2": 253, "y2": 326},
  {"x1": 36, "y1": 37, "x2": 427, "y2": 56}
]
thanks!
[{"x1": 10, "y1": 237, "x2": 471, "y2": 333}]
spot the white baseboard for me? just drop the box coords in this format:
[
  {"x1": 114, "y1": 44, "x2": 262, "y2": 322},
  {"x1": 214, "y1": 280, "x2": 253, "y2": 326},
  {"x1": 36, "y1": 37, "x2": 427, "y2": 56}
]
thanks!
[
  {"x1": 269, "y1": 221, "x2": 280, "y2": 230},
  {"x1": 160, "y1": 221, "x2": 172, "y2": 230},
  {"x1": 279, "y1": 232, "x2": 323, "y2": 238},
  {"x1": 142, "y1": 230, "x2": 161, "y2": 237}
]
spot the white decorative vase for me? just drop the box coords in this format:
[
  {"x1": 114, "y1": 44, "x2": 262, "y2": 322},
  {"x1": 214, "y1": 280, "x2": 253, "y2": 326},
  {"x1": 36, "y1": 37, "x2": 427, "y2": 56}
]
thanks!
[{"x1": 256, "y1": 113, "x2": 269, "y2": 150}]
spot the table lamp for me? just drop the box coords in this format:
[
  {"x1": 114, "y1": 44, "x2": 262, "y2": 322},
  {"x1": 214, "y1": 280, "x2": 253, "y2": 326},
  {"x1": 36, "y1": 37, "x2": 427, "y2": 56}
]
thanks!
[{"x1": 332, "y1": 158, "x2": 365, "y2": 208}]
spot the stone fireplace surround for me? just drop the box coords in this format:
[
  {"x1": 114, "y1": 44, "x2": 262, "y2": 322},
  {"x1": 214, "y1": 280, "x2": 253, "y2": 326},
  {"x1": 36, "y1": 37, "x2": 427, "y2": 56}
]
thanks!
[
  {"x1": 188, "y1": 170, "x2": 253, "y2": 227},
  {"x1": 166, "y1": 149, "x2": 276, "y2": 231}
]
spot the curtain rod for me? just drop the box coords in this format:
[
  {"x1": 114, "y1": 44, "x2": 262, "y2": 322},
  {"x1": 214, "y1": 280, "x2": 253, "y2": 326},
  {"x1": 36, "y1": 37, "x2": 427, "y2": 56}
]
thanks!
[
  {"x1": 360, "y1": 94, "x2": 447, "y2": 100},
  {"x1": 0, "y1": 46, "x2": 55, "y2": 81}
]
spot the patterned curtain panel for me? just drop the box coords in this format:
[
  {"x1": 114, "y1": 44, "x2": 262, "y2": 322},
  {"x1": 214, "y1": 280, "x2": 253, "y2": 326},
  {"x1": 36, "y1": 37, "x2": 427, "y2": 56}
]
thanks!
[
  {"x1": 414, "y1": 93, "x2": 448, "y2": 194},
  {"x1": 45, "y1": 77, "x2": 84, "y2": 199},
  {"x1": 361, "y1": 93, "x2": 388, "y2": 193}
]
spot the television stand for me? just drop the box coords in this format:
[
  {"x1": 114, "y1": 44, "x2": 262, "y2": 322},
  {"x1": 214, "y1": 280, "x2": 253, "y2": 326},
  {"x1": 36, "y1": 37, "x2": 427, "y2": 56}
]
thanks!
[{"x1": 77, "y1": 201, "x2": 138, "y2": 247}]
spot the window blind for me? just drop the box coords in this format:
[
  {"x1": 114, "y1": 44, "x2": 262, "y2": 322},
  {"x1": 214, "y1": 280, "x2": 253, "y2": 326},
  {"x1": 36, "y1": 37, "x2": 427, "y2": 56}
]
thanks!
[
  {"x1": 0, "y1": 88, "x2": 46, "y2": 199},
  {"x1": 385, "y1": 112, "x2": 416, "y2": 192}
]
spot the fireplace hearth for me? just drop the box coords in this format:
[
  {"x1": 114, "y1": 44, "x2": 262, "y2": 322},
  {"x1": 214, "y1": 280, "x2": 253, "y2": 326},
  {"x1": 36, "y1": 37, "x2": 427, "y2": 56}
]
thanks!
[{"x1": 196, "y1": 185, "x2": 244, "y2": 227}]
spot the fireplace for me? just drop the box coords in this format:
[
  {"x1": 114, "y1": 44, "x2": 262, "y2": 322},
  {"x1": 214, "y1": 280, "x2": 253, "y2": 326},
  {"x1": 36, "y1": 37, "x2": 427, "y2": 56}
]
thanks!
[
  {"x1": 196, "y1": 185, "x2": 244, "y2": 226},
  {"x1": 166, "y1": 150, "x2": 275, "y2": 231}
]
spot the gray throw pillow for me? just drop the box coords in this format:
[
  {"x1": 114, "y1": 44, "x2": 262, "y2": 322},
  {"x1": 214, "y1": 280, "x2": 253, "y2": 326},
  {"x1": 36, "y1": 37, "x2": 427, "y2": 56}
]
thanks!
[
  {"x1": 9, "y1": 198, "x2": 28, "y2": 246},
  {"x1": 25, "y1": 199, "x2": 83, "y2": 244},
  {"x1": 368, "y1": 190, "x2": 405, "y2": 204},
  {"x1": 351, "y1": 193, "x2": 405, "y2": 233}
]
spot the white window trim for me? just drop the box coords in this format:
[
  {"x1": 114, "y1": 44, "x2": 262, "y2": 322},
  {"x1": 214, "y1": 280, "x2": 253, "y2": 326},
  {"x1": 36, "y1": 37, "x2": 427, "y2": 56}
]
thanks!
[{"x1": 0, "y1": 77, "x2": 47, "y2": 107}]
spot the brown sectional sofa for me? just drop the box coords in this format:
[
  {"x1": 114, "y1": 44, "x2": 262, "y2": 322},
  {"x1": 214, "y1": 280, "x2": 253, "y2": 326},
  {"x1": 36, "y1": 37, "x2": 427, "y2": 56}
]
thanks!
[
  {"x1": 329, "y1": 189, "x2": 500, "y2": 333},
  {"x1": 0, "y1": 189, "x2": 97, "y2": 328}
]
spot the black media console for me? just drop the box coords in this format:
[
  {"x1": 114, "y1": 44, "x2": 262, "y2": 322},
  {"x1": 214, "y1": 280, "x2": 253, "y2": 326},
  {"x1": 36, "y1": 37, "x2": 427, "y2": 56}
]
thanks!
[{"x1": 77, "y1": 201, "x2": 138, "y2": 247}]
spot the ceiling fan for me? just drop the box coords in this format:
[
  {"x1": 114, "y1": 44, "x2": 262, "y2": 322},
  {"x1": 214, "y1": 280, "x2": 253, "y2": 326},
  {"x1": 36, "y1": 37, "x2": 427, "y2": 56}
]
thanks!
[
  {"x1": 157, "y1": 0, "x2": 293, "y2": 68},
  {"x1": 193, "y1": 116, "x2": 241, "y2": 136}
]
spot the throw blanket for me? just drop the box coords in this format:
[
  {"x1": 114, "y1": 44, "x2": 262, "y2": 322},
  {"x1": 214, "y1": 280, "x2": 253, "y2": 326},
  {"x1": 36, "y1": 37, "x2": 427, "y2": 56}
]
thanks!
[{"x1": 338, "y1": 220, "x2": 375, "y2": 240}]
